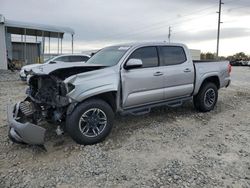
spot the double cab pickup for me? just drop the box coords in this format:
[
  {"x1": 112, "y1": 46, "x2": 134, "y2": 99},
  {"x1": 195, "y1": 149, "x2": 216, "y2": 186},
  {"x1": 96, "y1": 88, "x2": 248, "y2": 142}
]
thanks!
[{"x1": 8, "y1": 42, "x2": 231, "y2": 145}]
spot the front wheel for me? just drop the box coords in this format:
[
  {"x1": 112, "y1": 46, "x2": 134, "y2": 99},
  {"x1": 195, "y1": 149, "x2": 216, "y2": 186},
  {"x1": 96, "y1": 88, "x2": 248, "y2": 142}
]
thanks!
[
  {"x1": 66, "y1": 99, "x2": 114, "y2": 145},
  {"x1": 193, "y1": 82, "x2": 218, "y2": 112}
]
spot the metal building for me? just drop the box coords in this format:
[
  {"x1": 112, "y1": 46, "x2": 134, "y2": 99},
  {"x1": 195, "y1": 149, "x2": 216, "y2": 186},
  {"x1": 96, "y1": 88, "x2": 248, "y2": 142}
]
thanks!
[
  {"x1": 190, "y1": 49, "x2": 201, "y2": 60},
  {"x1": 12, "y1": 41, "x2": 41, "y2": 68},
  {"x1": 0, "y1": 14, "x2": 75, "y2": 70}
]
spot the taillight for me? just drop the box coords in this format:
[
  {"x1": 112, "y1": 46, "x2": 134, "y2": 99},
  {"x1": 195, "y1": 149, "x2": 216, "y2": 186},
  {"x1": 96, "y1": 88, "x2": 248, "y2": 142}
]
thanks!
[{"x1": 228, "y1": 64, "x2": 232, "y2": 75}]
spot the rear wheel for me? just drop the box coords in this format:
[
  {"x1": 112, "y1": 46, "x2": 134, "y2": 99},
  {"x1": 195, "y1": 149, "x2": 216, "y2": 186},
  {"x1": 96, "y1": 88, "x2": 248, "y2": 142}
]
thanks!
[
  {"x1": 193, "y1": 82, "x2": 218, "y2": 112},
  {"x1": 66, "y1": 99, "x2": 114, "y2": 145}
]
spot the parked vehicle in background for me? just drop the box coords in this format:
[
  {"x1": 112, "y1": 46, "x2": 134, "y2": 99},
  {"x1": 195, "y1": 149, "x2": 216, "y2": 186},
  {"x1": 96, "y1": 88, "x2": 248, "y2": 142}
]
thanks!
[
  {"x1": 230, "y1": 60, "x2": 250, "y2": 66},
  {"x1": 19, "y1": 54, "x2": 90, "y2": 81},
  {"x1": 240, "y1": 60, "x2": 248, "y2": 66},
  {"x1": 8, "y1": 42, "x2": 231, "y2": 146},
  {"x1": 230, "y1": 61, "x2": 241, "y2": 66}
]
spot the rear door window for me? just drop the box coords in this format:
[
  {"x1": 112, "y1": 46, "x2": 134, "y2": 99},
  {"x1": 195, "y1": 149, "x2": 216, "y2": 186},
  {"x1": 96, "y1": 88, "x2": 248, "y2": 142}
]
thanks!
[
  {"x1": 128, "y1": 47, "x2": 158, "y2": 68},
  {"x1": 159, "y1": 46, "x2": 187, "y2": 66}
]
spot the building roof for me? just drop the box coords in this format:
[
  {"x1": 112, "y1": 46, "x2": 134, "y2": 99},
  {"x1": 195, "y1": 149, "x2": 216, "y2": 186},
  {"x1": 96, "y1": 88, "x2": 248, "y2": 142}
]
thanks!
[{"x1": 3, "y1": 17, "x2": 74, "y2": 38}]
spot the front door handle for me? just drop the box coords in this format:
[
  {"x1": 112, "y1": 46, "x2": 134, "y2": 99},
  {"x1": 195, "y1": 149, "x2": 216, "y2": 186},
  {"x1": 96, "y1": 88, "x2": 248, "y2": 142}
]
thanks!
[
  {"x1": 153, "y1": 71, "x2": 163, "y2": 76},
  {"x1": 184, "y1": 68, "x2": 191, "y2": 73}
]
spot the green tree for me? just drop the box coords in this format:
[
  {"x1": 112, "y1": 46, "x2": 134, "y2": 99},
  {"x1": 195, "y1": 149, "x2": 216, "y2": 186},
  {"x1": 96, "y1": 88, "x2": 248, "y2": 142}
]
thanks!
[
  {"x1": 200, "y1": 52, "x2": 216, "y2": 60},
  {"x1": 205, "y1": 52, "x2": 215, "y2": 60},
  {"x1": 200, "y1": 53, "x2": 206, "y2": 60},
  {"x1": 233, "y1": 52, "x2": 248, "y2": 61},
  {"x1": 219, "y1": 56, "x2": 226, "y2": 60}
]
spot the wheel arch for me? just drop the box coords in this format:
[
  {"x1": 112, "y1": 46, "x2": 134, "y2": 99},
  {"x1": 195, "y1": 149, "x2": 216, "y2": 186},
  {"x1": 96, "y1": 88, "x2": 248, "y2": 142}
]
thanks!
[
  {"x1": 67, "y1": 91, "x2": 117, "y2": 115},
  {"x1": 194, "y1": 74, "x2": 220, "y2": 95},
  {"x1": 85, "y1": 91, "x2": 117, "y2": 112},
  {"x1": 202, "y1": 76, "x2": 220, "y2": 89}
]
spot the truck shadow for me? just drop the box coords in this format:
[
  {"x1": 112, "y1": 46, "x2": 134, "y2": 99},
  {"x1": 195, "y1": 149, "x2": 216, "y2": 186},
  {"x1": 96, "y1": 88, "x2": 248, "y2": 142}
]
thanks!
[{"x1": 106, "y1": 100, "x2": 230, "y2": 150}]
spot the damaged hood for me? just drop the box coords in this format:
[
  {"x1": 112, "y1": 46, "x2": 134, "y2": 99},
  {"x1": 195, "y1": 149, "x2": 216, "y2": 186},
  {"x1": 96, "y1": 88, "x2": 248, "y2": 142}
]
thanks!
[
  {"x1": 64, "y1": 66, "x2": 120, "y2": 102},
  {"x1": 30, "y1": 62, "x2": 104, "y2": 75}
]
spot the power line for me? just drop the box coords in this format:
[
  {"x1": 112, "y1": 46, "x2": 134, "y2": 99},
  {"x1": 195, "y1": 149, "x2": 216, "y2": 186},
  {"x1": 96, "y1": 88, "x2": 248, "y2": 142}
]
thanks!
[
  {"x1": 107, "y1": 10, "x2": 217, "y2": 40},
  {"x1": 103, "y1": 0, "x2": 250, "y2": 41},
  {"x1": 171, "y1": 23, "x2": 216, "y2": 35},
  {"x1": 226, "y1": 4, "x2": 250, "y2": 11},
  {"x1": 224, "y1": 0, "x2": 250, "y2": 6},
  {"x1": 122, "y1": 0, "x2": 248, "y2": 41},
  {"x1": 95, "y1": 0, "x2": 248, "y2": 47},
  {"x1": 101, "y1": 4, "x2": 219, "y2": 40}
]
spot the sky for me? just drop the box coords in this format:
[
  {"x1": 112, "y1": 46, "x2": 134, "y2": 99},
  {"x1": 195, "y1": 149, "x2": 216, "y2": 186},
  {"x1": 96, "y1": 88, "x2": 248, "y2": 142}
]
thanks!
[{"x1": 0, "y1": 0, "x2": 250, "y2": 56}]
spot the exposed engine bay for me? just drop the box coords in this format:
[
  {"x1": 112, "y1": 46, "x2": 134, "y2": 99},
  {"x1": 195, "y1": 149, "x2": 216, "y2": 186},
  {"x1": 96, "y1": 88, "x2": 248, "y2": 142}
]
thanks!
[
  {"x1": 28, "y1": 75, "x2": 69, "y2": 107},
  {"x1": 19, "y1": 66, "x2": 105, "y2": 126}
]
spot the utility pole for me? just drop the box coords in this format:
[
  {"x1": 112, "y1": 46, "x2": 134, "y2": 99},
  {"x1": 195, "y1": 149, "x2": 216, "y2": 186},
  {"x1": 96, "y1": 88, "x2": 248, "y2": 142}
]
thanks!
[
  {"x1": 216, "y1": 0, "x2": 223, "y2": 58},
  {"x1": 168, "y1": 26, "x2": 172, "y2": 43}
]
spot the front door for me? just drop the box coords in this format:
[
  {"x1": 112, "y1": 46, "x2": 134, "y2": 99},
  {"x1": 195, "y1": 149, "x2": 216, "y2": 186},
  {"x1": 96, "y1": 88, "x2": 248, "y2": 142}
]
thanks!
[{"x1": 121, "y1": 46, "x2": 164, "y2": 108}]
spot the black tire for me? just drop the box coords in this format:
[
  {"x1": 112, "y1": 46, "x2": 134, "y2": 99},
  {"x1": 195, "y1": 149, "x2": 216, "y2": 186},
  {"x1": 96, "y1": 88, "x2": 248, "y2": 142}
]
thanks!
[
  {"x1": 66, "y1": 99, "x2": 114, "y2": 145},
  {"x1": 193, "y1": 82, "x2": 218, "y2": 112}
]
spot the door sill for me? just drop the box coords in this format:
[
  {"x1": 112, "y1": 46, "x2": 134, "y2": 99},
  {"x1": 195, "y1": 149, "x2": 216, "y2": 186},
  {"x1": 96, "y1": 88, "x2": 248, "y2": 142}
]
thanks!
[{"x1": 120, "y1": 96, "x2": 192, "y2": 116}]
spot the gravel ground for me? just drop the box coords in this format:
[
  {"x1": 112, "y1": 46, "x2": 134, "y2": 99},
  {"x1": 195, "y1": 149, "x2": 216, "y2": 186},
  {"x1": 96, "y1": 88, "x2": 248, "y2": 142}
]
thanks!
[{"x1": 0, "y1": 67, "x2": 249, "y2": 188}]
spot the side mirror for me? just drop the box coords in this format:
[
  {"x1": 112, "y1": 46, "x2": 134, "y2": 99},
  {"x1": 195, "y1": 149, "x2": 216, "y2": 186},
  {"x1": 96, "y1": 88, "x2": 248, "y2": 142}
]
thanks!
[{"x1": 124, "y1": 59, "x2": 143, "y2": 70}]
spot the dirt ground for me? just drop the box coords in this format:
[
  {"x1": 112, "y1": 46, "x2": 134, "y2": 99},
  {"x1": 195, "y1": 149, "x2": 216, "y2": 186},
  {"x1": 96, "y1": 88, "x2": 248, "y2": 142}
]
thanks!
[{"x1": 0, "y1": 67, "x2": 249, "y2": 188}]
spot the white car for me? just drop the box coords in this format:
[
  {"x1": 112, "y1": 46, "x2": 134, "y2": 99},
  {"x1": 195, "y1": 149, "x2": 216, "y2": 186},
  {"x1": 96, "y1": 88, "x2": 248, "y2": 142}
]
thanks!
[{"x1": 19, "y1": 54, "x2": 90, "y2": 81}]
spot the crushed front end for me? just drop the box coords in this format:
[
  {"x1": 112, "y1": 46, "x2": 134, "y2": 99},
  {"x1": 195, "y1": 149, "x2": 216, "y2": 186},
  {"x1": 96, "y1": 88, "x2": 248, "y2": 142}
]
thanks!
[
  {"x1": 8, "y1": 74, "x2": 72, "y2": 145},
  {"x1": 7, "y1": 64, "x2": 107, "y2": 145}
]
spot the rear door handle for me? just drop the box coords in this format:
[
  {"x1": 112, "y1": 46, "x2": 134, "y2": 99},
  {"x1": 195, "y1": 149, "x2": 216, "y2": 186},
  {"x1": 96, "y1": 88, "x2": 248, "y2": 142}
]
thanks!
[
  {"x1": 153, "y1": 71, "x2": 163, "y2": 76},
  {"x1": 184, "y1": 68, "x2": 191, "y2": 73}
]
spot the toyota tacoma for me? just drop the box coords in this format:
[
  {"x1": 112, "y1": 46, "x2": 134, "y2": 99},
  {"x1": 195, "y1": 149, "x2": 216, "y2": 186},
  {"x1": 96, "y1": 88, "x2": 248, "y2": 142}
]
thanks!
[{"x1": 8, "y1": 42, "x2": 231, "y2": 146}]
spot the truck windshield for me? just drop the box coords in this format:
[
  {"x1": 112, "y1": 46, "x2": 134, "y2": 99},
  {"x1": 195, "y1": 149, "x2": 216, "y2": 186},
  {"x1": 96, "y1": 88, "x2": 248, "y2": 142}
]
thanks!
[{"x1": 86, "y1": 46, "x2": 130, "y2": 66}]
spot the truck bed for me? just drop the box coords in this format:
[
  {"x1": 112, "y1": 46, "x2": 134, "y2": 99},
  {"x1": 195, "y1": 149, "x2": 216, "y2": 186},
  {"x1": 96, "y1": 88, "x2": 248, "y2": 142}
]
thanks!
[{"x1": 193, "y1": 60, "x2": 230, "y2": 95}]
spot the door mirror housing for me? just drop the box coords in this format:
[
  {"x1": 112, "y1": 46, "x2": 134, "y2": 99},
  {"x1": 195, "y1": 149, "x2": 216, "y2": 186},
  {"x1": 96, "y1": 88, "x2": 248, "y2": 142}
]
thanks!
[{"x1": 124, "y1": 59, "x2": 143, "y2": 70}]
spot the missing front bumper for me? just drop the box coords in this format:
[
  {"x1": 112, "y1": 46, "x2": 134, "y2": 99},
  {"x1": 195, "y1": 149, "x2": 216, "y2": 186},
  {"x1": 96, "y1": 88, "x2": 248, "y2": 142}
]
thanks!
[{"x1": 7, "y1": 103, "x2": 46, "y2": 145}]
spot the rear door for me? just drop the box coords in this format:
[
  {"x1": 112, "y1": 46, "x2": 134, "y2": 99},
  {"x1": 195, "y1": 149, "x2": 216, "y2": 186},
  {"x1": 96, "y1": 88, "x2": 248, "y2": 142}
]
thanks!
[
  {"x1": 121, "y1": 46, "x2": 164, "y2": 108},
  {"x1": 158, "y1": 46, "x2": 194, "y2": 99}
]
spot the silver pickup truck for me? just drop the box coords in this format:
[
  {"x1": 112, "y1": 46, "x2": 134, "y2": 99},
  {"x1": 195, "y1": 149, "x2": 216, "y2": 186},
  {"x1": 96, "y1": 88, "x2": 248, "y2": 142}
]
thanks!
[{"x1": 8, "y1": 42, "x2": 231, "y2": 146}]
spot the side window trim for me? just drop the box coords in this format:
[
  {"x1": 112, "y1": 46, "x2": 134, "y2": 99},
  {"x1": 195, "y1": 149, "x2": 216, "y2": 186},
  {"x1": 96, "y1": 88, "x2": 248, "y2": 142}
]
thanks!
[
  {"x1": 158, "y1": 46, "x2": 187, "y2": 66},
  {"x1": 156, "y1": 46, "x2": 160, "y2": 67},
  {"x1": 125, "y1": 46, "x2": 160, "y2": 69}
]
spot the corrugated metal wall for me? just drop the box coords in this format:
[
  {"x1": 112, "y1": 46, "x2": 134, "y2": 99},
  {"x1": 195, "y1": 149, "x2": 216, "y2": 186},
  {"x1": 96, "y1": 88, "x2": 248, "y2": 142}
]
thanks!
[{"x1": 12, "y1": 42, "x2": 41, "y2": 65}]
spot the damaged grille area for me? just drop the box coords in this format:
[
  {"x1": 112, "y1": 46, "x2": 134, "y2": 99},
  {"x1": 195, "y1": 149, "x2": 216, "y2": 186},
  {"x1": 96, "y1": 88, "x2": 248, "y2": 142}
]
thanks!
[
  {"x1": 28, "y1": 75, "x2": 69, "y2": 107},
  {"x1": 19, "y1": 101, "x2": 35, "y2": 117}
]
